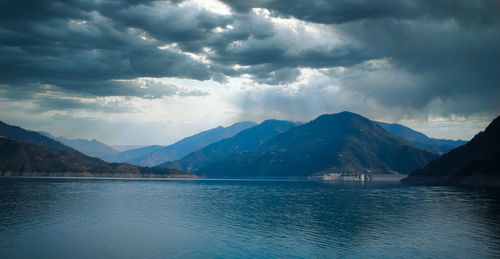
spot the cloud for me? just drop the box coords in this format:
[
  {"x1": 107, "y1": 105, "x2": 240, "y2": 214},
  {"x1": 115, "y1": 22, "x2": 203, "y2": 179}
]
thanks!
[
  {"x1": 0, "y1": 0, "x2": 212, "y2": 99},
  {"x1": 0, "y1": 78, "x2": 209, "y2": 114},
  {"x1": 0, "y1": 0, "x2": 499, "y2": 142},
  {"x1": 99, "y1": 0, "x2": 232, "y2": 49},
  {"x1": 332, "y1": 17, "x2": 500, "y2": 117},
  {"x1": 216, "y1": 0, "x2": 500, "y2": 120},
  {"x1": 33, "y1": 96, "x2": 138, "y2": 113},
  {"x1": 220, "y1": 0, "x2": 500, "y2": 25}
]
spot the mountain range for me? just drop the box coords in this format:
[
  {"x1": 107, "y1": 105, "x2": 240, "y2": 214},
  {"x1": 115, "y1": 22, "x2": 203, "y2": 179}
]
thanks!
[
  {"x1": 103, "y1": 121, "x2": 257, "y2": 166},
  {"x1": 38, "y1": 131, "x2": 119, "y2": 158},
  {"x1": 1, "y1": 121, "x2": 71, "y2": 151},
  {"x1": 403, "y1": 115, "x2": 500, "y2": 187},
  {"x1": 161, "y1": 120, "x2": 300, "y2": 172},
  {"x1": 6, "y1": 111, "x2": 495, "y2": 184},
  {"x1": 0, "y1": 121, "x2": 194, "y2": 178},
  {"x1": 376, "y1": 122, "x2": 466, "y2": 154},
  {"x1": 33, "y1": 118, "x2": 464, "y2": 170},
  {"x1": 103, "y1": 145, "x2": 164, "y2": 164},
  {"x1": 194, "y1": 112, "x2": 438, "y2": 178}
]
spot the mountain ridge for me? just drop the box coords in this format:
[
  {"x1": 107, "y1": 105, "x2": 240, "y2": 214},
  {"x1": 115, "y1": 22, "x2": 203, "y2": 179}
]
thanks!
[
  {"x1": 38, "y1": 131, "x2": 119, "y2": 158},
  {"x1": 0, "y1": 121, "x2": 72, "y2": 151},
  {"x1": 402, "y1": 115, "x2": 500, "y2": 187},
  {"x1": 160, "y1": 119, "x2": 300, "y2": 172},
  {"x1": 0, "y1": 121, "x2": 194, "y2": 178},
  {"x1": 376, "y1": 122, "x2": 466, "y2": 154},
  {"x1": 197, "y1": 112, "x2": 438, "y2": 178},
  {"x1": 104, "y1": 121, "x2": 257, "y2": 166}
]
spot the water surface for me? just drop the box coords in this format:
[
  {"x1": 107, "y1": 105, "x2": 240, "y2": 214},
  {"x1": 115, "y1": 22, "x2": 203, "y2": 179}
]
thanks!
[{"x1": 1, "y1": 178, "x2": 499, "y2": 258}]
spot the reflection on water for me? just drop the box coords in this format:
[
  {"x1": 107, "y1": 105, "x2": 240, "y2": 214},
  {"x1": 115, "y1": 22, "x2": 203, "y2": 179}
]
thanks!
[{"x1": 1, "y1": 178, "x2": 500, "y2": 258}]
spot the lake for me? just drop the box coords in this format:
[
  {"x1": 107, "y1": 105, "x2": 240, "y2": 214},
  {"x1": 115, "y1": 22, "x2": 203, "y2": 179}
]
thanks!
[{"x1": 1, "y1": 178, "x2": 499, "y2": 258}]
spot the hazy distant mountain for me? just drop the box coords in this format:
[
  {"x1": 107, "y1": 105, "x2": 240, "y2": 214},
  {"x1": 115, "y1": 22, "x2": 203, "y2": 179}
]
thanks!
[
  {"x1": 0, "y1": 121, "x2": 194, "y2": 178},
  {"x1": 376, "y1": 122, "x2": 466, "y2": 154},
  {"x1": 403, "y1": 115, "x2": 500, "y2": 187},
  {"x1": 108, "y1": 121, "x2": 257, "y2": 166},
  {"x1": 102, "y1": 145, "x2": 164, "y2": 163},
  {"x1": 198, "y1": 112, "x2": 438, "y2": 179},
  {"x1": 110, "y1": 145, "x2": 147, "y2": 152},
  {"x1": 38, "y1": 131, "x2": 118, "y2": 158},
  {"x1": 160, "y1": 120, "x2": 299, "y2": 172}
]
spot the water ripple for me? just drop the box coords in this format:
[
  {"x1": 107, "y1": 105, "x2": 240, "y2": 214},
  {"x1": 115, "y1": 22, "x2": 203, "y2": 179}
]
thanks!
[{"x1": 1, "y1": 179, "x2": 500, "y2": 258}]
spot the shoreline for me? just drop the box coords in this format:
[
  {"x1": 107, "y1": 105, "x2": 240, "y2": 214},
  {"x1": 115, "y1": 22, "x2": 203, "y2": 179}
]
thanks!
[
  {"x1": 0, "y1": 172, "x2": 197, "y2": 179},
  {"x1": 0, "y1": 174, "x2": 406, "y2": 182}
]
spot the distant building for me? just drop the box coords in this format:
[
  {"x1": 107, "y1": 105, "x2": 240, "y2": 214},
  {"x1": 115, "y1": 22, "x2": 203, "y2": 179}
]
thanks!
[{"x1": 311, "y1": 172, "x2": 373, "y2": 181}]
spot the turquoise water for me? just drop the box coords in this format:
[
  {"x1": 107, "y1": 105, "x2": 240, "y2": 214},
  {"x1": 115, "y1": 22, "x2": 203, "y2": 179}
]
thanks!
[{"x1": 1, "y1": 178, "x2": 499, "y2": 258}]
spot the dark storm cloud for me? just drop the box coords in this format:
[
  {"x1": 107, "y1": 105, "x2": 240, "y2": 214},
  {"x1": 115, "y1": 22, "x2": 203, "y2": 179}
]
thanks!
[
  {"x1": 331, "y1": 14, "x2": 500, "y2": 115},
  {"x1": 0, "y1": 0, "x2": 499, "y2": 118},
  {"x1": 219, "y1": 0, "x2": 423, "y2": 23},
  {"x1": 211, "y1": 42, "x2": 373, "y2": 68},
  {"x1": 8, "y1": 79, "x2": 206, "y2": 98},
  {"x1": 0, "y1": 0, "x2": 212, "y2": 100},
  {"x1": 219, "y1": 0, "x2": 500, "y2": 25},
  {"x1": 98, "y1": 1, "x2": 231, "y2": 49},
  {"x1": 32, "y1": 97, "x2": 137, "y2": 113},
  {"x1": 0, "y1": 0, "x2": 374, "y2": 94},
  {"x1": 1, "y1": 0, "x2": 373, "y2": 90},
  {"x1": 220, "y1": 0, "x2": 500, "y2": 116}
]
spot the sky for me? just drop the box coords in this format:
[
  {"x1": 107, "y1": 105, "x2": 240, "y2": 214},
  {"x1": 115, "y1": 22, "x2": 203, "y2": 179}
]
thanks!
[{"x1": 0, "y1": 0, "x2": 499, "y2": 145}]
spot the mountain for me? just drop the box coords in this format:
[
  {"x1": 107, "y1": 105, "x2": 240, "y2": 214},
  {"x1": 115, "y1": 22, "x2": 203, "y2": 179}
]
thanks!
[
  {"x1": 0, "y1": 121, "x2": 71, "y2": 151},
  {"x1": 402, "y1": 116, "x2": 500, "y2": 187},
  {"x1": 110, "y1": 145, "x2": 147, "y2": 152},
  {"x1": 102, "y1": 145, "x2": 164, "y2": 163},
  {"x1": 160, "y1": 120, "x2": 299, "y2": 172},
  {"x1": 0, "y1": 137, "x2": 190, "y2": 177},
  {"x1": 0, "y1": 121, "x2": 194, "y2": 178},
  {"x1": 57, "y1": 138, "x2": 118, "y2": 158},
  {"x1": 197, "y1": 112, "x2": 438, "y2": 179},
  {"x1": 38, "y1": 131, "x2": 118, "y2": 159},
  {"x1": 376, "y1": 122, "x2": 466, "y2": 154},
  {"x1": 107, "y1": 121, "x2": 257, "y2": 166}
]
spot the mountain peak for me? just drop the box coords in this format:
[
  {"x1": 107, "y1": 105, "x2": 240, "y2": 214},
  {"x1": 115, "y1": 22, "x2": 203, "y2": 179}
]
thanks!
[
  {"x1": 230, "y1": 121, "x2": 257, "y2": 127},
  {"x1": 484, "y1": 115, "x2": 500, "y2": 135},
  {"x1": 315, "y1": 111, "x2": 371, "y2": 124},
  {"x1": 403, "y1": 114, "x2": 500, "y2": 186},
  {"x1": 376, "y1": 121, "x2": 466, "y2": 154},
  {"x1": 108, "y1": 120, "x2": 258, "y2": 166},
  {"x1": 198, "y1": 112, "x2": 437, "y2": 178},
  {"x1": 160, "y1": 119, "x2": 298, "y2": 172}
]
